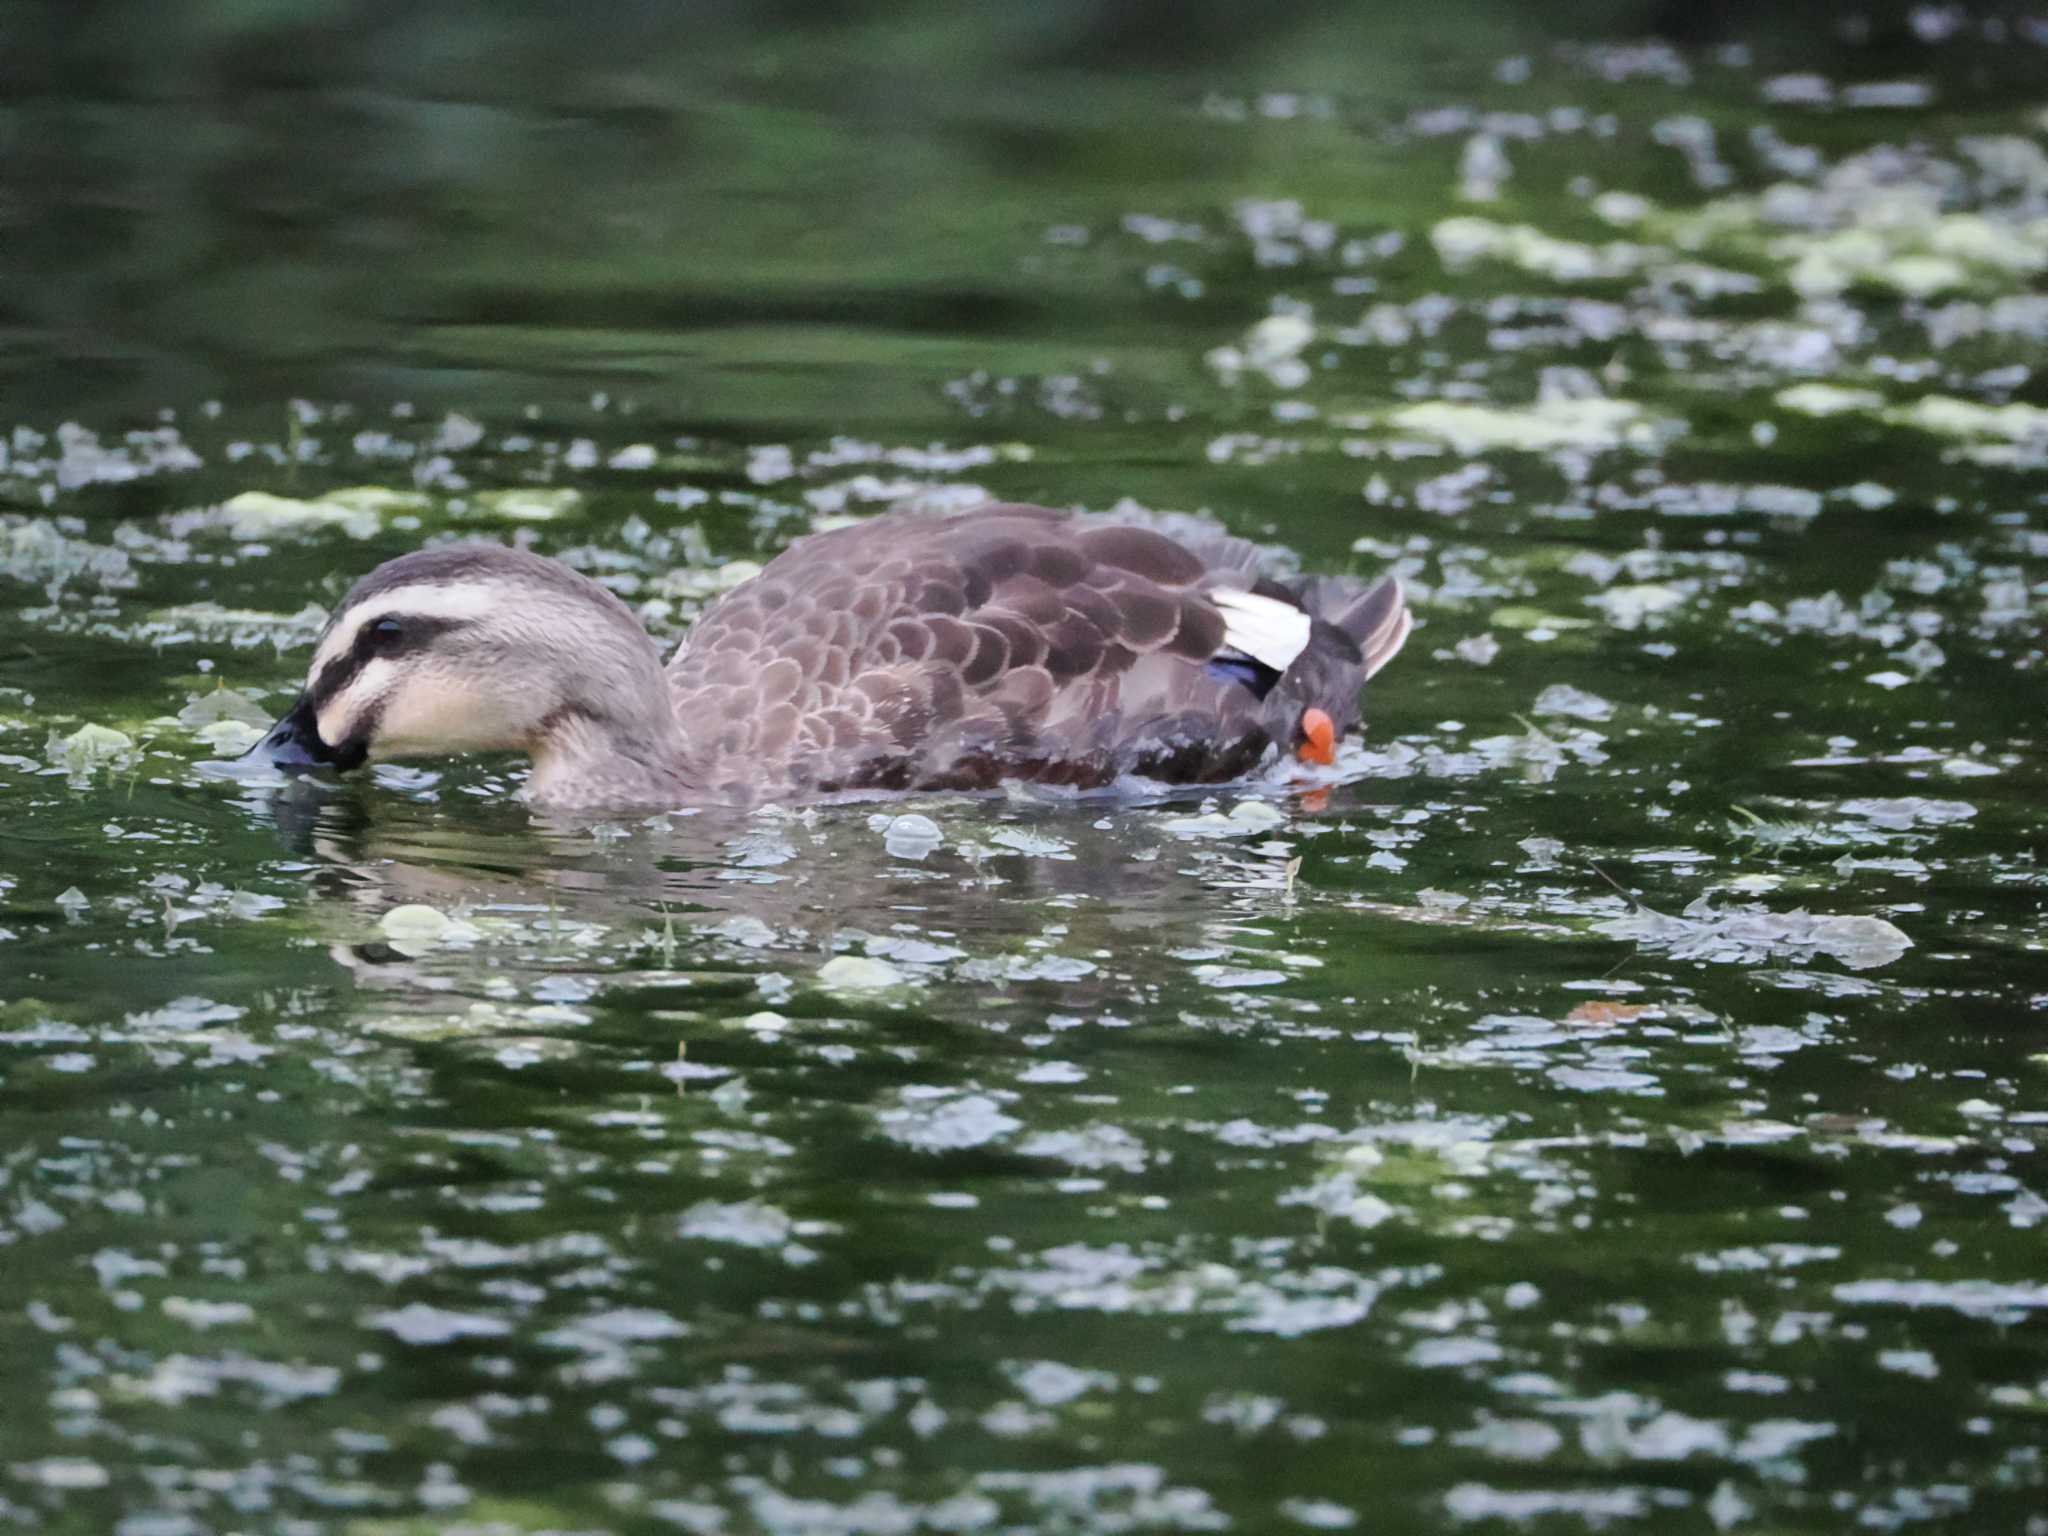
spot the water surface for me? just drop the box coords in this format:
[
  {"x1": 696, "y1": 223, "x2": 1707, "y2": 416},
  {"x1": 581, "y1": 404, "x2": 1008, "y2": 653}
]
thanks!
[{"x1": 4, "y1": 8, "x2": 2047, "y2": 1532}]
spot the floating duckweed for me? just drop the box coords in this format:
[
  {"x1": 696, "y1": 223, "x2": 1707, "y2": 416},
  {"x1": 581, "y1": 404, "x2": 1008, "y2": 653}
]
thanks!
[
  {"x1": 2, "y1": 519, "x2": 137, "y2": 589},
  {"x1": 1837, "y1": 481, "x2": 1896, "y2": 509},
  {"x1": 1388, "y1": 398, "x2": 1650, "y2": 454},
  {"x1": 1207, "y1": 313, "x2": 1316, "y2": 388},
  {"x1": 988, "y1": 827, "x2": 1074, "y2": 859},
  {"x1": 1532, "y1": 684, "x2": 1615, "y2": 722},
  {"x1": 1489, "y1": 606, "x2": 1596, "y2": 633},
  {"x1": 1776, "y1": 383, "x2": 1884, "y2": 416},
  {"x1": 1430, "y1": 216, "x2": 1652, "y2": 282},
  {"x1": 1772, "y1": 215, "x2": 2048, "y2": 298},
  {"x1": 1453, "y1": 633, "x2": 1502, "y2": 665},
  {"x1": 1926, "y1": 214, "x2": 2048, "y2": 274},
  {"x1": 143, "y1": 603, "x2": 329, "y2": 646},
  {"x1": 1160, "y1": 800, "x2": 1288, "y2": 838},
  {"x1": 877, "y1": 1090, "x2": 1021, "y2": 1152},
  {"x1": 653, "y1": 561, "x2": 765, "y2": 600},
  {"x1": 1884, "y1": 396, "x2": 2048, "y2": 443},
  {"x1": 1587, "y1": 584, "x2": 1686, "y2": 628},
  {"x1": 206, "y1": 487, "x2": 426, "y2": 540},
  {"x1": 469, "y1": 487, "x2": 583, "y2": 522}
]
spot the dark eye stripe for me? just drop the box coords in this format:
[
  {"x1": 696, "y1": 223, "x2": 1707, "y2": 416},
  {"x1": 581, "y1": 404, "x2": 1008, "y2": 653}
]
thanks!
[
  {"x1": 356, "y1": 613, "x2": 463, "y2": 661},
  {"x1": 307, "y1": 613, "x2": 469, "y2": 711}
]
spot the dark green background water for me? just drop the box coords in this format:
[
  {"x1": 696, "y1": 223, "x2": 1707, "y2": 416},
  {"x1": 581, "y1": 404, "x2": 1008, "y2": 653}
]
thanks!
[{"x1": 3, "y1": 4, "x2": 2046, "y2": 1532}]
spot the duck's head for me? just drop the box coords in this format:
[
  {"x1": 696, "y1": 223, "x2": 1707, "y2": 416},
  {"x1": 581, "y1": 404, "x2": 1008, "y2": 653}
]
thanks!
[{"x1": 254, "y1": 543, "x2": 676, "y2": 786}]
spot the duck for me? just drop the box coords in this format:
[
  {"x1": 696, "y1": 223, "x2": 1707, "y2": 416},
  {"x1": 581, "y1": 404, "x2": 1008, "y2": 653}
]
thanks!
[{"x1": 251, "y1": 502, "x2": 1411, "y2": 810}]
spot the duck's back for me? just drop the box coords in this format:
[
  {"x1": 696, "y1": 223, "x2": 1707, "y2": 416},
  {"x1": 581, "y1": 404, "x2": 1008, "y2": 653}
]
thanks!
[{"x1": 665, "y1": 504, "x2": 1404, "y2": 803}]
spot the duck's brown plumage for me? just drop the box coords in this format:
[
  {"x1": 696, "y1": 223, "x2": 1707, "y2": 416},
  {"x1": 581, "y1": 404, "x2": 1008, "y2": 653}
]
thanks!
[
  {"x1": 255, "y1": 503, "x2": 1410, "y2": 809},
  {"x1": 665, "y1": 504, "x2": 1408, "y2": 803}
]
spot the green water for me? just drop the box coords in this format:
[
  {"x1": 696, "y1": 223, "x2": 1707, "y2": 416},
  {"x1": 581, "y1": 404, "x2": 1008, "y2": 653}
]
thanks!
[{"x1": 4, "y1": 6, "x2": 2047, "y2": 1532}]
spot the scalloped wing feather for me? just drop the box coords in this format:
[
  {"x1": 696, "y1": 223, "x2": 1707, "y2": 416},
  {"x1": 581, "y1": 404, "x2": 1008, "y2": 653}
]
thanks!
[{"x1": 666, "y1": 504, "x2": 1396, "y2": 800}]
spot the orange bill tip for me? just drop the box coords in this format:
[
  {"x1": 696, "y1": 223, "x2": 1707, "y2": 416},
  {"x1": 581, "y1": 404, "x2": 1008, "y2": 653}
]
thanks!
[{"x1": 1298, "y1": 707, "x2": 1336, "y2": 766}]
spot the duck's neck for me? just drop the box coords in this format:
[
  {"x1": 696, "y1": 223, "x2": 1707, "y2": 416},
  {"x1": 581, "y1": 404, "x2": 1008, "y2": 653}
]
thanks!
[{"x1": 525, "y1": 705, "x2": 702, "y2": 811}]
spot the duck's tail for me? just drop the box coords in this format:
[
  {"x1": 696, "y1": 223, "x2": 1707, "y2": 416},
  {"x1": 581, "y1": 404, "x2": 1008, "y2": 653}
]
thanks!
[{"x1": 1299, "y1": 573, "x2": 1413, "y2": 680}]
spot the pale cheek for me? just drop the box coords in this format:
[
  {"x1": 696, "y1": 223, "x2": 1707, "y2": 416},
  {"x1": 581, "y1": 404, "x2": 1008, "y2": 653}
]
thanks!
[
  {"x1": 316, "y1": 660, "x2": 395, "y2": 749},
  {"x1": 374, "y1": 673, "x2": 520, "y2": 757}
]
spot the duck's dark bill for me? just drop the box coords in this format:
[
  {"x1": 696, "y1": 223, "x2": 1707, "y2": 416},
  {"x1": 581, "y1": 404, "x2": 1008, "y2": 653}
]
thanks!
[{"x1": 250, "y1": 696, "x2": 367, "y2": 774}]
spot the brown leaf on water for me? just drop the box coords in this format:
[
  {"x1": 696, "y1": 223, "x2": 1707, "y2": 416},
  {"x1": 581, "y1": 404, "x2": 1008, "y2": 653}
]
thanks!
[{"x1": 1567, "y1": 1000, "x2": 1651, "y2": 1027}]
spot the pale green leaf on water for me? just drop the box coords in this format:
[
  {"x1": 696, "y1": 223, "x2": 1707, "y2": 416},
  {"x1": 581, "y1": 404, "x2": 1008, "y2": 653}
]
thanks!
[
  {"x1": 1883, "y1": 396, "x2": 2048, "y2": 444},
  {"x1": 322, "y1": 486, "x2": 433, "y2": 515},
  {"x1": 341, "y1": 1495, "x2": 591, "y2": 1535},
  {"x1": 651, "y1": 560, "x2": 765, "y2": 600},
  {"x1": 1589, "y1": 583, "x2": 1687, "y2": 629},
  {"x1": 1760, "y1": 212, "x2": 2037, "y2": 300},
  {"x1": 1599, "y1": 898, "x2": 1912, "y2": 971},
  {"x1": 468, "y1": 488, "x2": 584, "y2": 522},
  {"x1": 1453, "y1": 633, "x2": 1501, "y2": 665},
  {"x1": 862, "y1": 933, "x2": 968, "y2": 966},
  {"x1": 1387, "y1": 397, "x2": 1650, "y2": 455},
  {"x1": 988, "y1": 827, "x2": 1075, "y2": 859},
  {"x1": 365, "y1": 1000, "x2": 582, "y2": 1043},
  {"x1": 1489, "y1": 606, "x2": 1596, "y2": 632},
  {"x1": 45, "y1": 723, "x2": 137, "y2": 783},
  {"x1": 176, "y1": 688, "x2": 273, "y2": 757},
  {"x1": 192, "y1": 719, "x2": 265, "y2": 756},
  {"x1": 177, "y1": 688, "x2": 272, "y2": 729},
  {"x1": 206, "y1": 487, "x2": 426, "y2": 540},
  {"x1": 1532, "y1": 684, "x2": 1615, "y2": 723},
  {"x1": 379, "y1": 904, "x2": 453, "y2": 943},
  {"x1": 1776, "y1": 383, "x2": 1885, "y2": 417},
  {"x1": 376, "y1": 904, "x2": 482, "y2": 956},
  {"x1": 816, "y1": 954, "x2": 907, "y2": 991},
  {"x1": 1206, "y1": 313, "x2": 1316, "y2": 388},
  {"x1": 1727, "y1": 805, "x2": 1814, "y2": 848},
  {"x1": 1430, "y1": 215, "x2": 1655, "y2": 283},
  {"x1": 145, "y1": 603, "x2": 329, "y2": 643},
  {"x1": 1160, "y1": 799, "x2": 1288, "y2": 839}
]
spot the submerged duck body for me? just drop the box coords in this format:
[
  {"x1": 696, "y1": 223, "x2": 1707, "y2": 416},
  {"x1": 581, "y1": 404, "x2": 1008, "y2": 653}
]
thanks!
[{"x1": 255, "y1": 503, "x2": 1411, "y2": 810}]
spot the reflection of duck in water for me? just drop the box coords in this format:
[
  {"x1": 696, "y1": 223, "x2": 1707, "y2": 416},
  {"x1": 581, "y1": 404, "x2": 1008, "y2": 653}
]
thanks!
[
  {"x1": 252, "y1": 505, "x2": 1409, "y2": 811},
  {"x1": 296, "y1": 784, "x2": 1303, "y2": 949},
  {"x1": 298, "y1": 785, "x2": 1316, "y2": 1025}
]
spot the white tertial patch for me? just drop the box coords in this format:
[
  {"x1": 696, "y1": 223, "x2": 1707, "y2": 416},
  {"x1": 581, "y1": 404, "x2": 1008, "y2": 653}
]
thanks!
[
  {"x1": 310, "y1": 582, "x2": 509, "y2": 677},
  {"x1": 1212, "y1": 588, "x2": 1313, "y2": 672}
]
